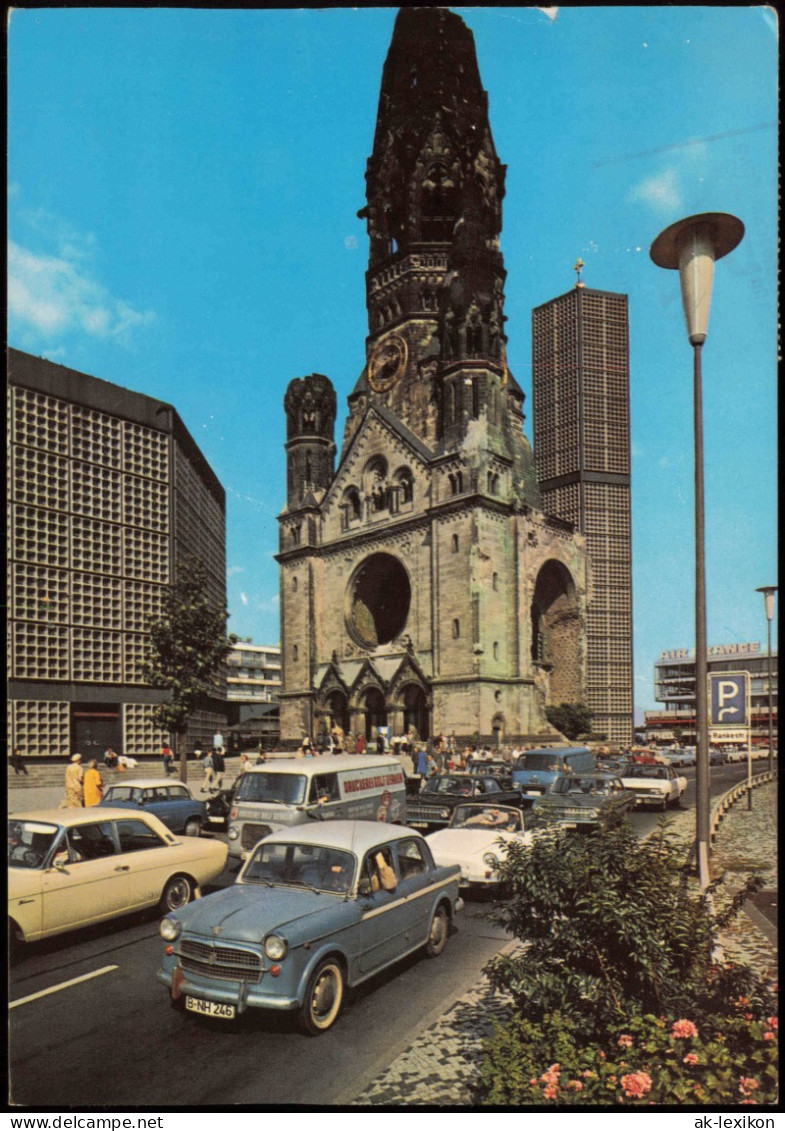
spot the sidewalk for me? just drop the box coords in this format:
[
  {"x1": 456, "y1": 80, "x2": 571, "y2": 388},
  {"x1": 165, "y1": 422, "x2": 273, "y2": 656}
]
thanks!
[{"x1": 346, "y1": 780, "x2": 778, "y2": 1106}]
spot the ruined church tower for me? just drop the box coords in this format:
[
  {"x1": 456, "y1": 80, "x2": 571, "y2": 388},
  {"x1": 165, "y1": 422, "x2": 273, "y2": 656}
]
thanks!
[{"x1": 278, "y1": 8, "x2": 589, "y2": 748}]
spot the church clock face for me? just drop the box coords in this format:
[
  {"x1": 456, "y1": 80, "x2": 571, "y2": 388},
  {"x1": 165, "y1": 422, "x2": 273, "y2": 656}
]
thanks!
[{"x1": 368, "y1": 333, "x2": 407, "y2": 393}]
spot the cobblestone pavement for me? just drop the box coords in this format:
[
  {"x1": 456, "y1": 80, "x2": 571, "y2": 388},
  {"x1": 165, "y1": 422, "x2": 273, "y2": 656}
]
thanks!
[{"x1": 348, "y1": 782, "x2": 778, "y2": 1107}]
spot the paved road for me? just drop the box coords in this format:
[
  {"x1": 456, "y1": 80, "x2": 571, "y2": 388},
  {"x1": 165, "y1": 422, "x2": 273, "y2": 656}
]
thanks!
[{"x1": 7, "y1": 762, "x2": 758, "y2": 1108}]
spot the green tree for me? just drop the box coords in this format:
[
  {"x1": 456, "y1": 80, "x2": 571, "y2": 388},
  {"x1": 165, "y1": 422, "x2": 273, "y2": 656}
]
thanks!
[
  {"x1": 140, "y1": 557, "x2": 236, "y2": 781},
  {"x1": 545, "y1": 701, "x2": 594, "y2": 740}
]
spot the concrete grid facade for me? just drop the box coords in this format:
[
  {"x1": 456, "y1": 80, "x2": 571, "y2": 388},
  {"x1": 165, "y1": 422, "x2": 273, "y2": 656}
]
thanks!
[
  {"x1": 532, "y1": 286, "x2": 634, "y2": 745},
  {"x1": 7, "y1": 348, "x2": 228, "y2": 760}
]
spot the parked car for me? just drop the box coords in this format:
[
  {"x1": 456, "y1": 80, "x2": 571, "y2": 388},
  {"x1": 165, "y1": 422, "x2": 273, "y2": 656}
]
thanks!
[
  {"x1": 8, "y1": 808, "x2": 227, "y2": 955},
  {"x1": 530, "y1": 773, "x2": 636, "y2": 831},
  {"x1": 618, "y1": 764, "x2": 688, "y2": 811},
  {"x1": 709, "y1": 747, "x2": 727, "y2": 766},
  {"x1": 464, "y1": 758, "x2": 514, "y2": 789},
  {"x1": 662, "y1": 747, "x2": 696, "y2": 768},
  {"x1": 406, "y1": 773, "x2": 522, "y2": 832},
  {"x1": 100, "y1": 779, "x2": 209, "y2": 836},
  {"x1": 157, "y1": 821, "x2": 463, "y2": 1033},
  {"x1": 511, "y1": 746, "x2": 595, "y2": 804},
  {"x1": 426, "y1": 803, "x2": 532, "y2": 888},
  {"x1": 724, "y1": 747, "x2": 748, "y2": 764}
]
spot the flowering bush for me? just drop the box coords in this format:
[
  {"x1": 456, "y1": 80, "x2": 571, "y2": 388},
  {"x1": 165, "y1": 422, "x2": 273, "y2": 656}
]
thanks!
[{"x1": 476, "y1": 1010, "x2": 779, "y2": 1106}]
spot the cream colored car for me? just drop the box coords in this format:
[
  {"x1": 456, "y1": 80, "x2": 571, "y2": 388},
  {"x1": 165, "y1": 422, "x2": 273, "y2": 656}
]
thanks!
[{"x1": 8, "y1": 807, "x2": 228, "y2": 954}]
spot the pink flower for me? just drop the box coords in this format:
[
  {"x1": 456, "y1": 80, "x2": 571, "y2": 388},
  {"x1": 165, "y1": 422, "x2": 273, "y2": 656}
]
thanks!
[
  {"x1": 567, "y1": 1080, "x2": 583, "y2": 1091},
  {"x1": 739, "y1": 1077, "x2": 760, "y2": 1097},
  {"x1": 671, "y1": 1019, "x2": 699, "y2": 1039},
  {"x1": 543, "y1": 1083, "x2": 559, "y2": 1101},
  {"x1": 581, "y1": 1070, "x2": 596, "y2": 1078},
  {"x1": 618, "y1": 1034, "x2": 634, "y2": 1048},
  {"x1": 768, "y1": 1016, "x2": 778, "y2": 1030},
  {"x1": 683, "y1": 1053, "x2": 700, "y2": 1066},
  {"x1": 621, "y1": 1072, "x2": 653, "y2": 1099},
  {"x1": 763, "y1": 1032, "x2": 775, "y2": 1041}
]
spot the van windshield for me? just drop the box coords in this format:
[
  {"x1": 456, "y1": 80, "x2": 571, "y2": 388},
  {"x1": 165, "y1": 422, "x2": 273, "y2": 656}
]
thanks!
[
  {"x1": 234, "y1": 772, "x2": 307, "y2": 806},
  {"x1": 515, "y1": 753, "x2": 563, "y2": 772}
]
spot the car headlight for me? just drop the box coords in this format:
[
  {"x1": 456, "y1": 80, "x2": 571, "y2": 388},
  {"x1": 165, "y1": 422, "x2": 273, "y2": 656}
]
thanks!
[
  {"x1": 160, "y1": 917, "x2": 181, "y2": 942},
  {"x1": 440, "y1": 809, "x2": 450, "y2": 819},
  {"x1": 227, "y1": 826, "x2": 239, "y2": 840},
  {"x1": 483, "y1": 852, "x2": 499, "y2": 869},
  {"x1": 264, "y1": 934, "x2": 288, "y2": 961}
]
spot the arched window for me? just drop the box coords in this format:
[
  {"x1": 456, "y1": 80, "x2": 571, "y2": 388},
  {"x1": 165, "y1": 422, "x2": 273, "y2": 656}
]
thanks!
[
  {"x1": 452, "y1": 619, "x2": 460, "y2": 639},
  {"x1": 452, "y1": 533, "x2": 459, "y2": 553}
]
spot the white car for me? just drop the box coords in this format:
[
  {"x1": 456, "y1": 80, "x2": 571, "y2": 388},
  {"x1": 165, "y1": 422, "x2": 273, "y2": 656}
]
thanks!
[
  {"x1": 619, "y1": 764, "x2": 688, "y2": 811},
  {"x1": 8, "y1": 807, "x2": 228, "y2": 956},
  {"x1": 426, "y1": 803, "x2": 532, "y2": 887}
]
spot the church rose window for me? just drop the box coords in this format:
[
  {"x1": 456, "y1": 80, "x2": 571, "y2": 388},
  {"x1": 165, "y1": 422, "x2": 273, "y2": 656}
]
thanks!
[{"x1": 347, "y1": 553, "x2": 411, "y2": 648}]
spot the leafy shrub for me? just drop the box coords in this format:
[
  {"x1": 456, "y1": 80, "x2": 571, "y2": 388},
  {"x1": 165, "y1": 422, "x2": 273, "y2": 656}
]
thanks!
[
  {"x1": 478, "y1": 819, "x2": 777, "y2": 1104},
  {"x1": 485, "y1": 821, "x2": 772, "y2": 1040}
]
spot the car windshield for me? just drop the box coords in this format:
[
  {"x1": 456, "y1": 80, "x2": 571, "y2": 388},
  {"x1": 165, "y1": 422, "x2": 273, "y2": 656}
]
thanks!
[
  {"x1": 514, "y1": 753, "x2": 562, "y2": 771},
  {"x1": 8, "y1": 819, "x2": 59, "y2": 868},
  {"x1": 555, "y1": 776, "x2": 615, "y2": 796},
  {"x1": 423, "y1": 776, "x2": 473, "y2": 795},
  {"x1": 243, "y1": 842, "x2": 355, "y2": 892},
  {"x1": 452, "y1": 805, "x2": 521, "y2": 831},
  {"x1": 234, "y1": 772, "x2": 307, "y2": 806},
  {"x1": 625, "y1": 765, "x2": 667, "y2": 779}
]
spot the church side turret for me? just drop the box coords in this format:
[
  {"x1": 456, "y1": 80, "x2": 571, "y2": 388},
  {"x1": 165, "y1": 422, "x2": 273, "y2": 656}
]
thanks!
[{"x1": 283, "y1": 374, "x2": 336, "y2": 510}]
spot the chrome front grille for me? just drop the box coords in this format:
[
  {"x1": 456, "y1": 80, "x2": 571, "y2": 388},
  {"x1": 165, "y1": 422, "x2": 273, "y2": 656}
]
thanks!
[
  {"x1": 180, "y1": 939, "x2": 263, "y2": 983},
  {"x1": 241, "y1": 823, "x2": 272, "y2": 851}
]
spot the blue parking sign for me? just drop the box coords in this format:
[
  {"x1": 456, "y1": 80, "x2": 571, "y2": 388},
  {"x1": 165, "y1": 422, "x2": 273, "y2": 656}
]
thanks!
[{"x1": 709, "y1": 673, "x2": 749, "y2": 726}]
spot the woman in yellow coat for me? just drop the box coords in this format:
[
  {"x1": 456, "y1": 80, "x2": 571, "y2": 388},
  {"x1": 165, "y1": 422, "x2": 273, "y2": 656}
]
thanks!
[{"x1": 83, "y1": 759, "x2": 105, "y2": 807}]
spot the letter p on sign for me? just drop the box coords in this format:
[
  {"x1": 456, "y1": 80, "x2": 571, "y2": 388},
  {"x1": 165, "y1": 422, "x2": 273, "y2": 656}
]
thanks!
[{"x1": 709, "y1": 673, "x2": 748, "y2": 726}]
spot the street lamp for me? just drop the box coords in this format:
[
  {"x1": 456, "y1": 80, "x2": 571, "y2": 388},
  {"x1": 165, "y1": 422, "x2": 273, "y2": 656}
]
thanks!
[
  {"x1": 650, "y1": 212, "x2": 744, "y2": 890},
  {"x1": 755, "y1": 586, "x2": 777, "y2": 773}
]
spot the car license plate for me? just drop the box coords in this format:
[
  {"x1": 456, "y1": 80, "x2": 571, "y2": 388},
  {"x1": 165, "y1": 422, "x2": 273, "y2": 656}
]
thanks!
[
  {"x1": 526, "y1": 790, "x2": 541, "y2": 796},
  {"x1": 185, "y1": 996, "x2": 236, "y2": 1019},
  {"x1": 408, "y1": 821, "x2": 429, "y2": 829}
]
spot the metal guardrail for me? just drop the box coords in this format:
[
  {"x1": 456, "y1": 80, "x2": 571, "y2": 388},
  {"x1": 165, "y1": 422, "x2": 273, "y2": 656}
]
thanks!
[{"x1": 709, "y1": 768, "x2": 777, "y2": 844}]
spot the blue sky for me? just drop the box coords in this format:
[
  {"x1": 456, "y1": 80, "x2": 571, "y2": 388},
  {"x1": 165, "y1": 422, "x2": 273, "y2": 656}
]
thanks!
[{"x1": 8, "y1": 6, "x2": 778, "y2": 713}]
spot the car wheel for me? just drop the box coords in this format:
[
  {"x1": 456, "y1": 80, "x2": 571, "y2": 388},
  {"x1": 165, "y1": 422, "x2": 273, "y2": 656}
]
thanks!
[
  {"x1": 298, "y1": 959, "x2": 345, "y2": 1035},
  {"x1": 159, "y1": 874, "x2": 194, "y2": 914},
  {"x1": 425, "y1": 905, "x2": 449, "y2": 958},
  {"x1": 184, "y1": 817, "x2": 202, "y2": 838}
]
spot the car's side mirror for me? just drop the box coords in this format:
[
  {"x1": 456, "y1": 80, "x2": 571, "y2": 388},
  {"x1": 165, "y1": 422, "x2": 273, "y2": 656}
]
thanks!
[{"x1": 358, "y1": 877, "x2": 373, "y2": 897}]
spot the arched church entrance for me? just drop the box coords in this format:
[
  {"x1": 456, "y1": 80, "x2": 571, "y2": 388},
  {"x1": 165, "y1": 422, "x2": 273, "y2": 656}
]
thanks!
[
  {"x1": 401, "y1": 683, "x2": 430, "y2": 742},
  {"x1": 531, "y1": 561, "x2": 581, "y2": 705},
  {"x1": 362, "y1": 687, "x2": 388, "y2": 742},
  {"x1": 326, "y1": 691, "x2": 350, "y2": 738}
]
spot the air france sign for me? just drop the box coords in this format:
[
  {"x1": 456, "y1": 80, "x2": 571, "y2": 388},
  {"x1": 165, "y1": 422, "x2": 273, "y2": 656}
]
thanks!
[{"x1": 709, "y1": 672, "x2": 749, "y2": 731}]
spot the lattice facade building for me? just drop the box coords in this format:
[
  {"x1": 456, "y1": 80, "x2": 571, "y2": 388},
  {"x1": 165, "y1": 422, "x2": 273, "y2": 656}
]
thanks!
[
  {"x1": 532, "y1": 286, "x2": 634, "y2": 744},
  {"x1": 276, "y1": 8, "x2": 590, "y2": 748},
  {"x1": 7, "y1": 348, "x2": 227, "y2": 759}
]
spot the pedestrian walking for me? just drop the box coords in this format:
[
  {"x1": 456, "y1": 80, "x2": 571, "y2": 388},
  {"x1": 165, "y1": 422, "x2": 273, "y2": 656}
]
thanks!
[
  {"x1": 201, "y1": 749, "x2": 214, "y2": 792},
  {"x1": 64, "y1": 754, "x2": 85, "y2": 807},
  {"x1": 161, "y1": 742, "x2": 174, "y2": 776},
  {"x1": 212, "y1": 730, "x2": 225, "y2": 753},
  {"x1": 9, "y1": 747, "x2": 29, "y2": 776},
  {"x1": 211, "y1": 747, "x2": 226, "y2": 790},
  {"x1": 83, "y1": 759, "x2": 105, "y2": 806}
]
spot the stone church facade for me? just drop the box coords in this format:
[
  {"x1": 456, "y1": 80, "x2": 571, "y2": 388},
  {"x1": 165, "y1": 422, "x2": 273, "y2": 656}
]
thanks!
[{"x1": 277, "y1": 7, "x2": 590, "y2": 747}]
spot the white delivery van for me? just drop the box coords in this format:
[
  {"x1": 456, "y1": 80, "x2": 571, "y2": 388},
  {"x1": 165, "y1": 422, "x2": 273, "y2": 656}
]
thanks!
[{"x1": 226, "y1": 755, "x2": 408, "y2": 861}]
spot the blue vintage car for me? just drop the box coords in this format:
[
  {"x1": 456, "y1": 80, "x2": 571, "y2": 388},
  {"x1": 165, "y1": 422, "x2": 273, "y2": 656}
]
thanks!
[
  {"x1": 158, "y1": 821, "x2": 463, "y2": 1033},
  {"x1": 100, "y1": 779, "x2": 208, "y2": 837}
]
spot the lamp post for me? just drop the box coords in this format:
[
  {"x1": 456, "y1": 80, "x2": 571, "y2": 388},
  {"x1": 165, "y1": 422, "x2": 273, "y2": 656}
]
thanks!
[
  {"x1": 755, "y1": 586, "x2": 777, "y2": 773},
  {"x1": 650, "y1": 212, "x2": 744, "y2": 890}
]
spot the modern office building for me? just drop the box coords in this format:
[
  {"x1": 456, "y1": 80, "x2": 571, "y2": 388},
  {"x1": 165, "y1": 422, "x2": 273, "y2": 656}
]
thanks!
[
  {"x1": 532, "y1": 282, "x2": 633, "y2": 745},
  {"x1": 276, "y1": 8, "x2": 589, "y2": 748},
  {"x1": 7, "y1": 347, "x2": 227, "y2": 760},
  {"x1": 644, "y1": 642, "x2": 778, "y2": 746},
  {"x1": 226, "y1": 642, "x2": 282, "y2": 748}
]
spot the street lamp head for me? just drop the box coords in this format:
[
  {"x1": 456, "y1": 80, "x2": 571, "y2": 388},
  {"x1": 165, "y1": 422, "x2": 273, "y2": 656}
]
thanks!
[
  {"x1": 650, "y1": 212, "x2": 744, "y2": 346},
  {"x1": 756, "y1": 585, "x2": 777, "y2": 622}
]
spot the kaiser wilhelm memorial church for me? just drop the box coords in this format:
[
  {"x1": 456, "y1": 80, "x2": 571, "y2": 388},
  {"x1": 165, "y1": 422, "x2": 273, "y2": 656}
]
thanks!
[{"x1": 277, "y1": 8, "x2": 633, "y2": 747}]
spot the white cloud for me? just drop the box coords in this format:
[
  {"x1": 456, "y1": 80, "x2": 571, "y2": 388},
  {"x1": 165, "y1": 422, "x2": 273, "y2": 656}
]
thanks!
[
  {"x1": 239, "y1": 592, "x2": 249, "y2": 606},
  {"x1": 227, "y1": 565, "x2": 246, "y2": 577},
  {"x1": 8, "y1": 229, "x2": 155, "y2": 344},
  {"x1": 627, "y1": 168, "x2": 682, "y2": 213}
]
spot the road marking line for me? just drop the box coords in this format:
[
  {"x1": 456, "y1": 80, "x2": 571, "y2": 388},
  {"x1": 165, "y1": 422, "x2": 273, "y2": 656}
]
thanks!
[{"x1": 10, "y1": 965, "x2": 118, "y2": 1009}]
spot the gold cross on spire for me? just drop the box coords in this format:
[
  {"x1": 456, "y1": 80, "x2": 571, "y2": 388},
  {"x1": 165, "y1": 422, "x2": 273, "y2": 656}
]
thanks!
[{"x1": 574, "y1": 258, "x2": 585, "y2": 288}]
